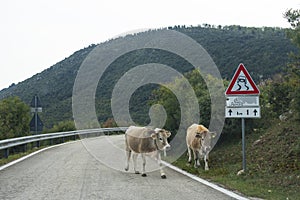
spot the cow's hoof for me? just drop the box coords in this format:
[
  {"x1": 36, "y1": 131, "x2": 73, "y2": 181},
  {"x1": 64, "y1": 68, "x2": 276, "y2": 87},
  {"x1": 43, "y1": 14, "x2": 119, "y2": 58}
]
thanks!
[
  {"x1": 237, "y1": 169, "x2": 244, "y2": 176},
  {"x1": 135, "y1": 171, "x2": 140, "y2": 174},
  {"x1": 161, "y1": 175, "x2": 167, "y2": 179},
  {"x1": 141, "y1": 173, "x2": 147, "y2": 177}
]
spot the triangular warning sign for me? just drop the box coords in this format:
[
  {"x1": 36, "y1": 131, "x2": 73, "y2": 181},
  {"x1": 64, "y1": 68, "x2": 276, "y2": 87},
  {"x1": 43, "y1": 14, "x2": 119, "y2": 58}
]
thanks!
[
  {"x1": 225, "y1": 63, "x2": 260, "y2": 95},
  {"x1": 30, "y1": 113, "x2": 43, "y2": 132},
  {"x1": 30, "y1": 95, "x2": 42, "y2": 108}
]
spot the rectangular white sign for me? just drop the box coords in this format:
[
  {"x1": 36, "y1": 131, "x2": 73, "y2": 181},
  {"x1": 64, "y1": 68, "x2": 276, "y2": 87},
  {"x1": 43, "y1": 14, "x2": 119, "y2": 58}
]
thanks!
[
  {"x1": 226, "y1": 96, "x2": 259, "y2": 107},
  {"x1": 31, "y1": 107, "x2": 42, "y2": 113},
  {"x1": 225, "y1": 107, "x2": 261, "y2": 118}
]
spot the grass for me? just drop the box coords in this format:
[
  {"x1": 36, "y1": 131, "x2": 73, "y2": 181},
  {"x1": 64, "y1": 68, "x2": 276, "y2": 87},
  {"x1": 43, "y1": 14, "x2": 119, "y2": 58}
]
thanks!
[{"x1": 171, "y1": 119, "x2": 300, "y2": 200}]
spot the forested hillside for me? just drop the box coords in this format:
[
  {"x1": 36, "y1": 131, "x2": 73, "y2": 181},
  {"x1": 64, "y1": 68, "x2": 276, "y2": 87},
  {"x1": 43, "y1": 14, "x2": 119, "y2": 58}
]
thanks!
[
  {"x1": 176, "y1": 25, "x2": 295, "y2": 79},
  {"x1": 0, "y1": 25, "x2": 297, "y2": 128}
]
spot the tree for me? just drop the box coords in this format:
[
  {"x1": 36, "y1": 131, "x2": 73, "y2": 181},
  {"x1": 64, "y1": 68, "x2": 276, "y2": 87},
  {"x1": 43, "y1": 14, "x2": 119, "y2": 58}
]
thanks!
[
  {"x1": 150, "y1": 70, "x2": 221, "y2": 135},
  {"x1": 102, "y1": 118, "x2": 117, "y2": 128},
  {"x1": 284, "y1": 9, "x2": 300, "y2": 118},
  {"x1": 0, "y1": 97, "x2": 30, "y2": 139},
  {"x1": 47, "y1": 120, "x2": 76, "y2": 133},
  {"x1": 284, "y1": 9, "x2": 300, "y2": 67}
]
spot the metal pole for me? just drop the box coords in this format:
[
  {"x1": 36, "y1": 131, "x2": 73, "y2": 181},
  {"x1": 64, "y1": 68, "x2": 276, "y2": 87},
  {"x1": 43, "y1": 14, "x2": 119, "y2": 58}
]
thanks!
[
  {"x1": 242, "y1": 118, "x2": 246, "y2": 171},
  {"x1": 35, "y1": 95, "x2": 37, "y2": 134},
  {"x1": 4, "y1": 148, "x2": 9, "y2": 158}
]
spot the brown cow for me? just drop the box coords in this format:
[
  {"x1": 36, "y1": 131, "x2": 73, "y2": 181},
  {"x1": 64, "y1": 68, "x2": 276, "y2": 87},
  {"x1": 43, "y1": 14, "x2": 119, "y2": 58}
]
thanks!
[
  {"x1": 124, "y1": 126, "x2": 171, "y2": 178},
  {"x1": 186, "y1": 124, "x2": 216, "y2": 170}
]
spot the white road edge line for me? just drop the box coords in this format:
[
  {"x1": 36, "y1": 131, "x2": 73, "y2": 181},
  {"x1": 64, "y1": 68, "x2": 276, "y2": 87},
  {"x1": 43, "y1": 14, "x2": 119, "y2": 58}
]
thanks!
[
  {"x1": 0, "y1": 141, "x2": 78, "y2": 171},
  {"x1": 162, "y1": 161, "x2": 249, "y2": 200}
]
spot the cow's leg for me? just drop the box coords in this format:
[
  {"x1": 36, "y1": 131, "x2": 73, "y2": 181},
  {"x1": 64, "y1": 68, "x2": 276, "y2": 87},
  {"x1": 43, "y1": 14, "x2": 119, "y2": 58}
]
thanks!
[
  {"x1": 187, "y1": 147, "x2": 192, "y2": 164},
  {"x1": 204, "y1": 153, "x2": 209, "y2": 171},
  {"x1": 156, "y1": 152, "x2": 166, "y2": 179},
  {"x1": 197, "y1": 152, "x2": 201, "y2": 168},
  {"x1": 125, "y1": 148, "x2": 131, "y2": 171},
  {"x1": 132, "y1": 153, "x2": 140, "y2": 174},
  {"x1": 141, "y1": 153, "x2": 147, "y2": 177},
  {"x1": 193, "y1": 150, "x2": 201, "y2": 168}
]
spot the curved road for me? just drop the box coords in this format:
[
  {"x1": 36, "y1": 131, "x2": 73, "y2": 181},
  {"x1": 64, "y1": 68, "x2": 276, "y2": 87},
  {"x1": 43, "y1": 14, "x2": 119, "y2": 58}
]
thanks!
[{"x1": 0, "y1": 135, "x2": 246, "y2": 200}]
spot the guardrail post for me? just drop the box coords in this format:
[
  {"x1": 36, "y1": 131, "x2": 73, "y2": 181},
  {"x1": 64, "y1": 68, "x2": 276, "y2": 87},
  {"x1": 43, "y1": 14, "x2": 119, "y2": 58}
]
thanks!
[
  {"x1": 4, "y1": 148, "x2": 9, "y2": 158},
  {"x1": 23, "y1": 144, "x2": 27, "y2": 153},
  {"x1": 36, "y1": 141, "x2": 40, "y2": 148}
]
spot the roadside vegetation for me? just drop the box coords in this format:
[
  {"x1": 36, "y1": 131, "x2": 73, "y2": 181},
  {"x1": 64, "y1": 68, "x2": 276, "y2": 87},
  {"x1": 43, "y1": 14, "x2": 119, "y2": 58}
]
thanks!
[{"x1": 172, "y1": 117, "x2": 300, "y2": 200}]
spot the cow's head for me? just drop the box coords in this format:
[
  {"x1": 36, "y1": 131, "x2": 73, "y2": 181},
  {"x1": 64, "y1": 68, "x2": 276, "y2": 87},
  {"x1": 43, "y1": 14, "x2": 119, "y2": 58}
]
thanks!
[
  {"x1": 151, "y1": 128, "x2": 171, "y2": 151},
  {"x1": 196, "y1": 125, "x2": 217, "y2": 153},
  {"x1": 201, "y1": 131, "x2": 217, "y2": 152},
  {"x1": 195, "y1": 125, "x2": 208, "y2": 139}
]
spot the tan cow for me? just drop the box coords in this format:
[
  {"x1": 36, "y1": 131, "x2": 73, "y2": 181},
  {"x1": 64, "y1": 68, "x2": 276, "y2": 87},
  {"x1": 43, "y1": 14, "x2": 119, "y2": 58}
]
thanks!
[
  {"x1": 124, "y1": 126, "x2": 171, "y2": 178},
  {"x1": 186, "y1": 123, "x2": 216, "y2": 170}
]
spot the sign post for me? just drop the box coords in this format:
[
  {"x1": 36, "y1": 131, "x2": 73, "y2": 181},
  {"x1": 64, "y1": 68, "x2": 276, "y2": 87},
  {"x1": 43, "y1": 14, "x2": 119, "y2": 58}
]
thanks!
[
  {"x1": 30, "y1": 95, "x2": 43, "y2": 135},
  {"x1": 225, "y1": 63, "x2": 260, "y2": 172},
  {"x1": 242, "y1": 118, "x2": 246, "y2": 171}
]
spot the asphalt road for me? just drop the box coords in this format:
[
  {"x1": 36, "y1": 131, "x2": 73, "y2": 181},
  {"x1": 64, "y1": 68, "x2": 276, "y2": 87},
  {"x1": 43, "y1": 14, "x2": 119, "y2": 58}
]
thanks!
[{"x1": 0, "y1": 135, "x2": 244, "y2": 200}]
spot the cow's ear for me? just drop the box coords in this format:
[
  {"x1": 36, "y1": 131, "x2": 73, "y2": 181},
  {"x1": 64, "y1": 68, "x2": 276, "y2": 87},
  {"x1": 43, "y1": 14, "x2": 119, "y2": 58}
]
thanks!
[
  {"x1": 210, "y1": 132, "x2": 217, "y2": 138},
  {"x1": 166, "y1": 131, "x2": 171, "y2": 138},
  {"x1": 154, "y1": 128, "x2": 162, "y2": 133},
  {"x1": 151, "y1": 133, "x2": 157, "y2": 139},
  {"x1": 201, "y1": 131, "x2": 208, "y2": 137}
]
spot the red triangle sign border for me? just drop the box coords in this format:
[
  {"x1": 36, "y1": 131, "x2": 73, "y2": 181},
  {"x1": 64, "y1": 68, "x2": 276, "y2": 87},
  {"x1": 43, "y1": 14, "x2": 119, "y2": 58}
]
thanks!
[{"x1": 225, "y1": 63, "x2": 260, "y2": 95}]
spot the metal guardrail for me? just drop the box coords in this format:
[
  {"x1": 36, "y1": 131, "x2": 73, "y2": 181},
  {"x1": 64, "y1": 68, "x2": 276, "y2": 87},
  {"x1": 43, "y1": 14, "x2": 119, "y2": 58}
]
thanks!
[{"x1": 0, "y1": 127, "x2": 128, "y2": 158}]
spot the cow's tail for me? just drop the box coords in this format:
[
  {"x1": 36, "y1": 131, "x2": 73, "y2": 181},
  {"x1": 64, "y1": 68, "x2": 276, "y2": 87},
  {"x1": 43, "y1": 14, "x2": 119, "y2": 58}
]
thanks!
[{"x1": 125, "y1": 133, "x2": 131, "y2": 154}]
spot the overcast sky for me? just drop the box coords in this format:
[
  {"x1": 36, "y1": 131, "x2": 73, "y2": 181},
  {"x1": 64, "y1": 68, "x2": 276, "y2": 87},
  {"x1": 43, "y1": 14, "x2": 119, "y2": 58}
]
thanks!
[{"x1": 0, "y1": 0, "x2": 299, "y2": 90}]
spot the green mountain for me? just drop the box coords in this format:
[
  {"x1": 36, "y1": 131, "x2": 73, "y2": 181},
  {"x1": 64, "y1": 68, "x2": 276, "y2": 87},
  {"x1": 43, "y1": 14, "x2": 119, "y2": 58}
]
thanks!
[{"x1": 0, "y1": 25, "x2": 297, "y2": 128}]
